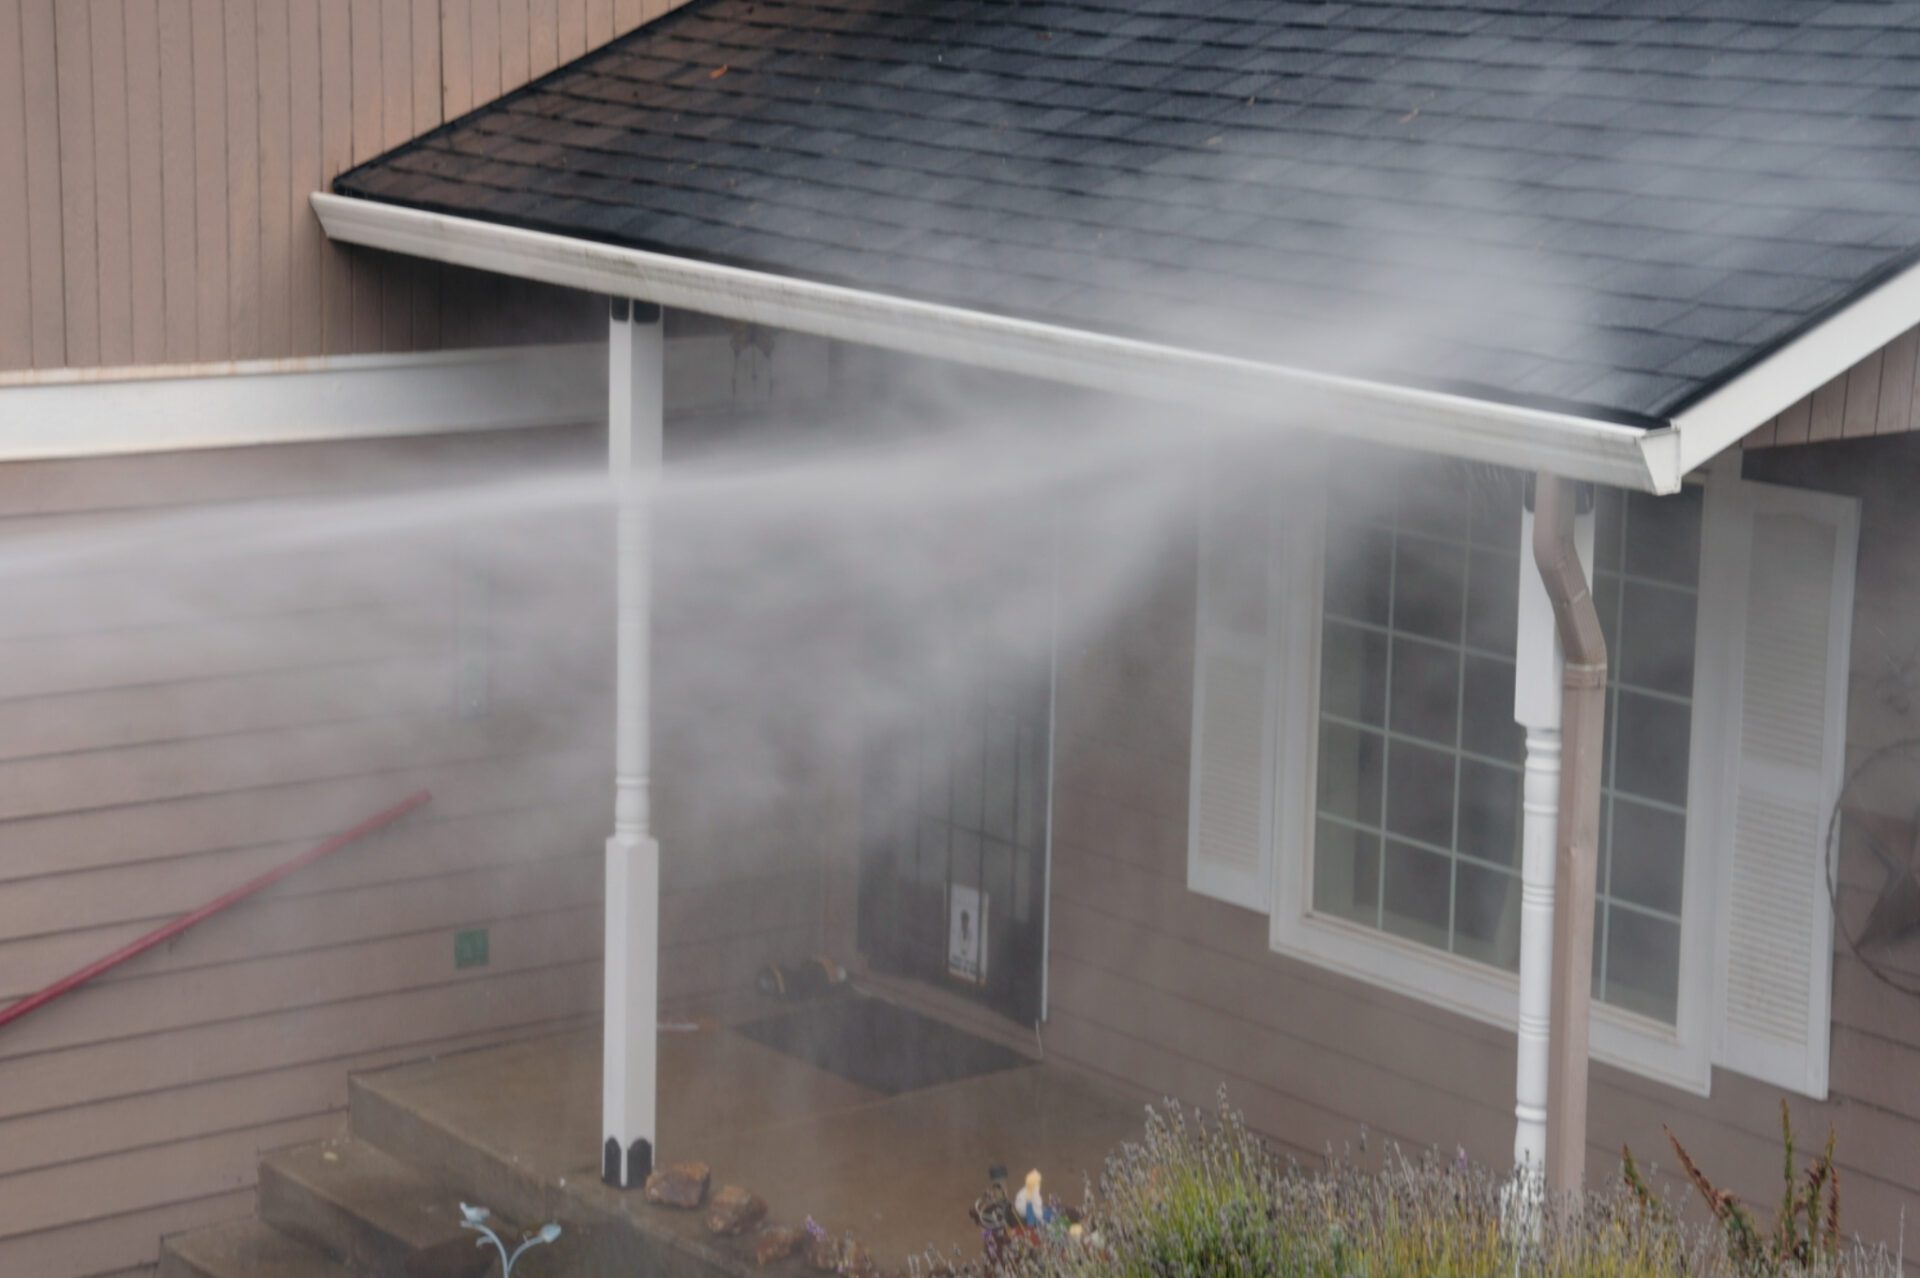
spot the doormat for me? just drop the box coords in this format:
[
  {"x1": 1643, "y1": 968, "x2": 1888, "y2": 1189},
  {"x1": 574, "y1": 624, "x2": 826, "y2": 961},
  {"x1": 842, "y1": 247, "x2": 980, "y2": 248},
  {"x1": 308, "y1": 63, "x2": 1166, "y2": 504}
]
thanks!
[{"x1": 735, "y1": 995, "x2": 1033, "y2": 1095}]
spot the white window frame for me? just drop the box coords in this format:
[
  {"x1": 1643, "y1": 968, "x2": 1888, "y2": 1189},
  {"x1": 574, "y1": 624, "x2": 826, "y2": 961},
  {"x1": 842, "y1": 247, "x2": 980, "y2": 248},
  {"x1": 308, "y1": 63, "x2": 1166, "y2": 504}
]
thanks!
[{"x1": 1264, "y1": 463, "x2": 1726, "y2": 1096}]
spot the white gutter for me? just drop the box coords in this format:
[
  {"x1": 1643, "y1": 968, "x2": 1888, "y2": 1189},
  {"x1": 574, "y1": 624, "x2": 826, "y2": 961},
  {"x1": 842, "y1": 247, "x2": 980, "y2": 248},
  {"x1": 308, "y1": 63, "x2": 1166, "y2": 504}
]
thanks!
[
  {"x1": 1669, "y1": 255, "x2": 1920, "y2": 471},
  {"x1": 313, "y1": 192, "x2": 1682, "y2": 493}
]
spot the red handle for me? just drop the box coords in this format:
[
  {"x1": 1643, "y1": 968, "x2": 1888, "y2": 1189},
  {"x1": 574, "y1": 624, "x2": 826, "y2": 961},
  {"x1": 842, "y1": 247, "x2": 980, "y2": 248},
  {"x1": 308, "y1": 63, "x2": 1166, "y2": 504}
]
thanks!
[{"x1": 0, "y1": 789, "x2": 432, "y2": 1032}]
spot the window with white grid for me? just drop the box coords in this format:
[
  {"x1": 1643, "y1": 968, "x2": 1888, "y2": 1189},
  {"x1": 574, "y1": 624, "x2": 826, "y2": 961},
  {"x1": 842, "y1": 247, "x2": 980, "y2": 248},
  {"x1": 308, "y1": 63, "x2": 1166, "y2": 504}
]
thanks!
[
  {"x1": 1307, "y1": 460, "x2": 1702, "y2": 1027},
  {"x1": 1589, "y1": 484, "x2": 1704, "y2": 1026}
]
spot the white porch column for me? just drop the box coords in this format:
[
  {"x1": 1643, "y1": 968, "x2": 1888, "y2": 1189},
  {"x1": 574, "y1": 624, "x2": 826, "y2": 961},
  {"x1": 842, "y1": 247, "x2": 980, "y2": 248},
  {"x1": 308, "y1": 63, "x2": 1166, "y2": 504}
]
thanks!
[
  {"x1": 603, "y1": 297, "x2": 664, "y2": 1189},
  {"x1": 1511, "y1": 495, "x2": 1593, "y2": 1178}
]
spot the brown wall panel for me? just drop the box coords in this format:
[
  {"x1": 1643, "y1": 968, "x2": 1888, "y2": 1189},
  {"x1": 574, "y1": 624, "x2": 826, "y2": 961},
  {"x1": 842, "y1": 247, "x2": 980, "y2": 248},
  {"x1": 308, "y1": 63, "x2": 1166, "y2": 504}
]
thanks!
[
  {"x1": 0, "y1": 0, "x2": 697, "y2": 373},
  {"x1": 0, "y1": 422, "x2": 835, "y2": 1276},
  {"x1": 1047, "y1": 442, "x2": 1920, "y2": 1267},
  {"x1": 0, "y1": 0, "x2": 32, "y2": 366}
]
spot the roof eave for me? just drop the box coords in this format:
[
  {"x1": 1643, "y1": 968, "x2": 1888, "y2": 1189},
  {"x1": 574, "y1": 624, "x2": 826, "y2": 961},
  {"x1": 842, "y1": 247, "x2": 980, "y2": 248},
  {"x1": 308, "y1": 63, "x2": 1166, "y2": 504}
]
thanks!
[
  {"x1": 1667, "y1": 255, "x2": 1920, "y2": 471},
  {"x1": 313, "y1": 192, "x2": 1682, "y2": 493}
]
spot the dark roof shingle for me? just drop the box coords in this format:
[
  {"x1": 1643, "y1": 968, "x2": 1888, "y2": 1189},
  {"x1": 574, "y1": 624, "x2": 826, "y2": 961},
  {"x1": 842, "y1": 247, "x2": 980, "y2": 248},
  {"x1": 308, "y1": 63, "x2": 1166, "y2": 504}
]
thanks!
[{"x1": 337, "y1": 0, "x2": 1920, "y2": 424}]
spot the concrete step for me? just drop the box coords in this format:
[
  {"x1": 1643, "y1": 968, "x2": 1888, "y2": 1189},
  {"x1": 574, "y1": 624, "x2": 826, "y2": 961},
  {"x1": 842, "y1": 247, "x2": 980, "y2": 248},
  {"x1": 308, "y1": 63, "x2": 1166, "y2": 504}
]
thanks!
[
  {"x1": 259, "y1": 1138, "x2": 474, "y2": 1277},
  {"x1": 347, "y1": 1067, "x2": 749, "y2": 1278},
  {"x1": 159, "y1": 1218, "x2": 353, "y2": 1278},
  {"x1": 347, "y1": 1069, "x2": 566, "y2": 1232}
]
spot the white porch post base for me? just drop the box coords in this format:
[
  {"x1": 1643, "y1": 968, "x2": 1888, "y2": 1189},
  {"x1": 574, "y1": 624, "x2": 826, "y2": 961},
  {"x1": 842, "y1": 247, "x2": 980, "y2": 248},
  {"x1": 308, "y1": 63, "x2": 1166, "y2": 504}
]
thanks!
[
  {"x1": 603, "y1": 831, "x2": 660, "y2": 1187},
  {"x1": 603, "y1": 296, "x2": 664, "y2": 1189}
]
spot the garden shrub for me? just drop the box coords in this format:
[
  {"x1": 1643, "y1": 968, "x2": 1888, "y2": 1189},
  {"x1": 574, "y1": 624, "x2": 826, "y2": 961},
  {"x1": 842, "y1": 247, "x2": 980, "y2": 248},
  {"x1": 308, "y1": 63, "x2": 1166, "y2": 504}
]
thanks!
[{"x1": 928, "y1": 1092, "x2": 1898, "y2": 1278}]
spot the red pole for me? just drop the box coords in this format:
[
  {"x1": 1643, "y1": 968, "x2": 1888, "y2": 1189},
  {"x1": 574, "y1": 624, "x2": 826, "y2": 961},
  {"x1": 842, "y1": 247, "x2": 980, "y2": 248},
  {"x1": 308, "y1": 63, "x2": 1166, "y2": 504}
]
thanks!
[{"x1": 0, "y1": 789, "x2": 432, "y2": 1033}]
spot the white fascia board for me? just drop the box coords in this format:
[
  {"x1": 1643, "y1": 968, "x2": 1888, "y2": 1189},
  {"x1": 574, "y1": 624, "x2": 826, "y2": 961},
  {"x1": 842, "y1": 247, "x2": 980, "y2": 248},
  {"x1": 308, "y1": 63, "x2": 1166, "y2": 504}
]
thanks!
[
  {"x1": 0, "y1": 342, "x2": 606, "y2": 461},
  {"x1": 1669, "y1": 256, "x2": 1920, "y2": 474},
  {"x1": 313, "y1": 192, "x2": 1682, "y2": 493}
]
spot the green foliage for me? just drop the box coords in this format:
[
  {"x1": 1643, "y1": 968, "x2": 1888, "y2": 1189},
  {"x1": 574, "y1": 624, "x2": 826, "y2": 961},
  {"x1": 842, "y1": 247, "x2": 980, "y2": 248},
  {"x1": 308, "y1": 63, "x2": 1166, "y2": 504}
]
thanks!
[{"x1": 923, "y1": 1092, "x2": 1896, "y2": 1278}]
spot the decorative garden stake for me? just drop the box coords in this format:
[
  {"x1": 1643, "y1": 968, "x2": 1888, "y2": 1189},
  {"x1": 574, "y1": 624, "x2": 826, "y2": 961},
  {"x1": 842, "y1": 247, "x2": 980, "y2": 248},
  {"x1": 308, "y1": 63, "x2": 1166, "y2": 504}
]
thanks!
[{"x1": 459, "y1": 1202, "x2": 562, "y2": 1277}]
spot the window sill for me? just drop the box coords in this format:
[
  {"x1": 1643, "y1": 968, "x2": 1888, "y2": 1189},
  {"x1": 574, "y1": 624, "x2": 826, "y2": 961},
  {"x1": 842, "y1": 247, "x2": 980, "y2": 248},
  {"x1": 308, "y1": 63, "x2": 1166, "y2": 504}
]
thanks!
[{"x1": 1271, "y1": 909, "x2": 1712, "y2": 1097}]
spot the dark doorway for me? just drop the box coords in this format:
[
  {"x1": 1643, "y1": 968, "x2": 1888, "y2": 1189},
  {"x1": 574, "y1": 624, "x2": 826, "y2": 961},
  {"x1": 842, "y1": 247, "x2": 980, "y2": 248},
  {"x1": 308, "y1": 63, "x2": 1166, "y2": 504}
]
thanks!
[{"x1": 857, "y1": 517, "x2": 1053, "y2": 1027}]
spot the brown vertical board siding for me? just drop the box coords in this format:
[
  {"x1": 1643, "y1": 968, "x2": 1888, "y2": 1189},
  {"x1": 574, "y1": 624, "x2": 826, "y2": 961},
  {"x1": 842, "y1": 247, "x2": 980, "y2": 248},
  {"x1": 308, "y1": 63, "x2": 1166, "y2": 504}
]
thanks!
[
  {"x1": 348, "y1": 0, "x2": 384, "y2": 351},
  {"x1": 256, "y1": 0, "x2": 294, "y2": 357},
  {"x1": 472, "y1": 0, "x2": 503, "y2": 103},
  {"x1": 529, "y1": 0, "x2": 557, "y2": 76},
  {"x1": 224, "y1": 0, "x2": 261, "y2": 362},
  {"x1": 1841, "y1": 347, "x2": 1884, "y2": 438},
  {"x1": 123, "y1": 0, "x2": 167, "y2": 365},
  {"x1": 157, "y1": 0, "x2": 198, "y2": 363},
  {"x1": 379, "y1": 0, "x2": 415, "y2": 350},
  {"x1": 318, "y1": 0, "x2": 353, "y2": 353},
  {"x1": 1774, "y1": 392, "x2": 1813, "y2": 445},
  {"x1": 0, "y1": 0, "x2": 33, "y2": 369},
  {"x1": 1872, "y1": 329, "x2": 1918, "y2": 435},
  {"x1": 287, "y1": 0, "x2": 324, "y2": 355},
  {"x1": 53, "y1": 0, "x2": 97, "y2": 367},
  {"x1": 1808, "y1": 370, "x2": 1848, "y2": 442},
  {"x1": 20, "y1": 0, "x2": 65, "y2": 368},
  {"x1": 501, "y1": 0, "x2": 531, "y2": 88},
  {"x1": 558, "y1": 0, "x2": 586, "y2": 61},
  {"x1": 88, "y1": 0, "x2": 134, "y2": 367},
  {"x1": 441, "y1": 0, "x2": 473, "y2": 117},
  {"x1": 191, "y1": 0, "x2": 229, "y2": 360},
  {"x1": 8, "y1": 0, "x2": 775, "y2": 364},
  {"x1": 408, "y1": 0, "x2": 442, "y2": 347}
]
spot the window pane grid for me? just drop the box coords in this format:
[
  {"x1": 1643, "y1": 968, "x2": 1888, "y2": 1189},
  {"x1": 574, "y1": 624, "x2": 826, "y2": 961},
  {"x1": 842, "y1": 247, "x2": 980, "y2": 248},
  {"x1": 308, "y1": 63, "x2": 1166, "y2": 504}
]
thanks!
[
  {"x1": 1320, "y1": 811, "x2": 1525, "y2": 879},
  {"x1": 1314, "y1": 462, "x2": 1523, "y2": 969},
  {"x1": 1313, "y1": 470, "x2": 1696, "y2": 1019},
  {"x1": 1589, "y1": 488, "x2": 1700, "y2": 1025}
]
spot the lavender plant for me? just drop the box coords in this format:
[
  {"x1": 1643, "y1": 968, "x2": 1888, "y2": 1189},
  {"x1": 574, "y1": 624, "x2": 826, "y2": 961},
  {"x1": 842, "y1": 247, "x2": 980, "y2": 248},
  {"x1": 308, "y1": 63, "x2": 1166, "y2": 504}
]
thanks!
[{"x1": 938, "y1": 1091, "x2": 1896, "y2": 1278}]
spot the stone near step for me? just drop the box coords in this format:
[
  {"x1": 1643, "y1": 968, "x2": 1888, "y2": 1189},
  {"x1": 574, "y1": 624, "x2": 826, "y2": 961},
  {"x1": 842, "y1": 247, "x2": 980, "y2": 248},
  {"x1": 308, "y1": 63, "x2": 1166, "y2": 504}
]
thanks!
[
  {"x1": 704, "y1": 1186, "x2": 767, "y2": 1236},
  {"x1": 159, "y1": 1218, "x2": 353, "y2": 1278},
  {"x1": 645, "y1": 1161, "x2": 712, "y2": 1210},
  {"x1": 260, "y1": 1138, "x2": 474, "y2": 1277}
]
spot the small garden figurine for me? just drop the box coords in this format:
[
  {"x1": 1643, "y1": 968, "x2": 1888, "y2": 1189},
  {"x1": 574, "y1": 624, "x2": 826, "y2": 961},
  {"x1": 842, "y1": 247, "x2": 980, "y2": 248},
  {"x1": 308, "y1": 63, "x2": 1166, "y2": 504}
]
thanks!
[
  {"x1": 1012, "y1": 1170, "x2": 1054, "y2": 1228},
  {"x1": 458, "y1": 1202, "x2": 561, "y2": 1277}
]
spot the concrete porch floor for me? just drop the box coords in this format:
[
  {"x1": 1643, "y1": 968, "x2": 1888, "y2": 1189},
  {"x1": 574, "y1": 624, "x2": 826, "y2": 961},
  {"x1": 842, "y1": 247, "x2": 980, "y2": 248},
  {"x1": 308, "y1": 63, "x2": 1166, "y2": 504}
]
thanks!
[{"x1": 355, "y1": 1004, "x2": 1145, "y2": 1271}]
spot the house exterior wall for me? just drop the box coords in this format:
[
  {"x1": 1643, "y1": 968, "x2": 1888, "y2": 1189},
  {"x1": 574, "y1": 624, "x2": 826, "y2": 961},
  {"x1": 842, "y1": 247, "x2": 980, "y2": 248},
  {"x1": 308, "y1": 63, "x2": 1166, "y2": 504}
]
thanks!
[
  {"x1": 1043, "y1": 439, "x2": 1920, "y2": 1263},
  {"x1": 0, "y1": 0, "x2": 695, "y2": 374},
  {"x1": 0, "y1": 421, "x2": 829, "y2": 1278},
  {"x1": 1744, "y1": 323, "x2": 1920, "y2": 448}
]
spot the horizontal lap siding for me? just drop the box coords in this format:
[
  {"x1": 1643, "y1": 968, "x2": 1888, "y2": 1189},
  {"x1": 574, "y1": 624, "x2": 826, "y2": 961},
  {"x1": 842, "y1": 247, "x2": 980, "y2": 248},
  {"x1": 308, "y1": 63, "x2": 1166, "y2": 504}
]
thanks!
[
  {"x1": 1045, "y1": 460, "x2": 1920, "y2": 1266},
  {"x1": 0, "y1": 426, "x2": 827, "y2": 1276},
  {"x1": 1, "y1": 0, "x2": 694, "y2": 373}
]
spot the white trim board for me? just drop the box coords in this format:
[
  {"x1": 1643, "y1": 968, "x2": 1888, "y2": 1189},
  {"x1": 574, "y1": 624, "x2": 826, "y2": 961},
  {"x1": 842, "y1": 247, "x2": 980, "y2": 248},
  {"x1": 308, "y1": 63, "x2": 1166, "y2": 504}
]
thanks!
[
  {"x1": 0, "y1": 334, "x2": 830, "y2": 462},
  {"x1": 0, "y1": 343, "x2": 606, "y2": 462},
  {"x1": 312, "y1": 192, "x2": 1682, "y2": 494}
]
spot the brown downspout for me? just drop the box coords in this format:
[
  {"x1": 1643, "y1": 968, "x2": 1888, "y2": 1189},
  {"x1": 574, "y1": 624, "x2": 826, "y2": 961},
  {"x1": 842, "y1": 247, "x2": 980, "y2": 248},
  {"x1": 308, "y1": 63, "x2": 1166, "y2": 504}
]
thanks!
[{"x1": 1531, "y1": 473, "x2": 1608, "y2": 1200}]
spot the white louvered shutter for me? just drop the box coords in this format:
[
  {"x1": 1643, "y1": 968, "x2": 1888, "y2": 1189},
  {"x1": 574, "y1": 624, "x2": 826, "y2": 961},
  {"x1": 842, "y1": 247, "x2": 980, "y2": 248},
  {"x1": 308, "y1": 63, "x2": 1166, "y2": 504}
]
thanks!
[
  {"x1": 1188, "y1": 442, "x2": 1283, "y2": 911},
  {"x1": 1702, "y1": 475, "x2": 1858, "y2": 1099}
]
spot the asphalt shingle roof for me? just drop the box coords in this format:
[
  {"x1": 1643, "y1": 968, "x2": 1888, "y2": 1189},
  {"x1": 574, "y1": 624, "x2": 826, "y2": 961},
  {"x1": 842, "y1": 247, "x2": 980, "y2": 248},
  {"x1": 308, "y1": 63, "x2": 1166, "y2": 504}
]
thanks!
[{"x1": 335, "y1": 0, "x2": 1920, "y2": 426}]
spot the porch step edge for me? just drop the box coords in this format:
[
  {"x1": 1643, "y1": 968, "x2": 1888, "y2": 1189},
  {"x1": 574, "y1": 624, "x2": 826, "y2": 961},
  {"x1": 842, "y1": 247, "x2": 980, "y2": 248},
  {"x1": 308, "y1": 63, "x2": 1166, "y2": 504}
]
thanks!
[
  {"x1": 159, "y1": 1218, "x2": 354, "y2": 1278},
  {"x1": 347, "y1": 1069, "x2": 762, "y2": 1278},
  {"x1": 259, "y1": 1137, "x2": 471, "y2": 1277}
]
